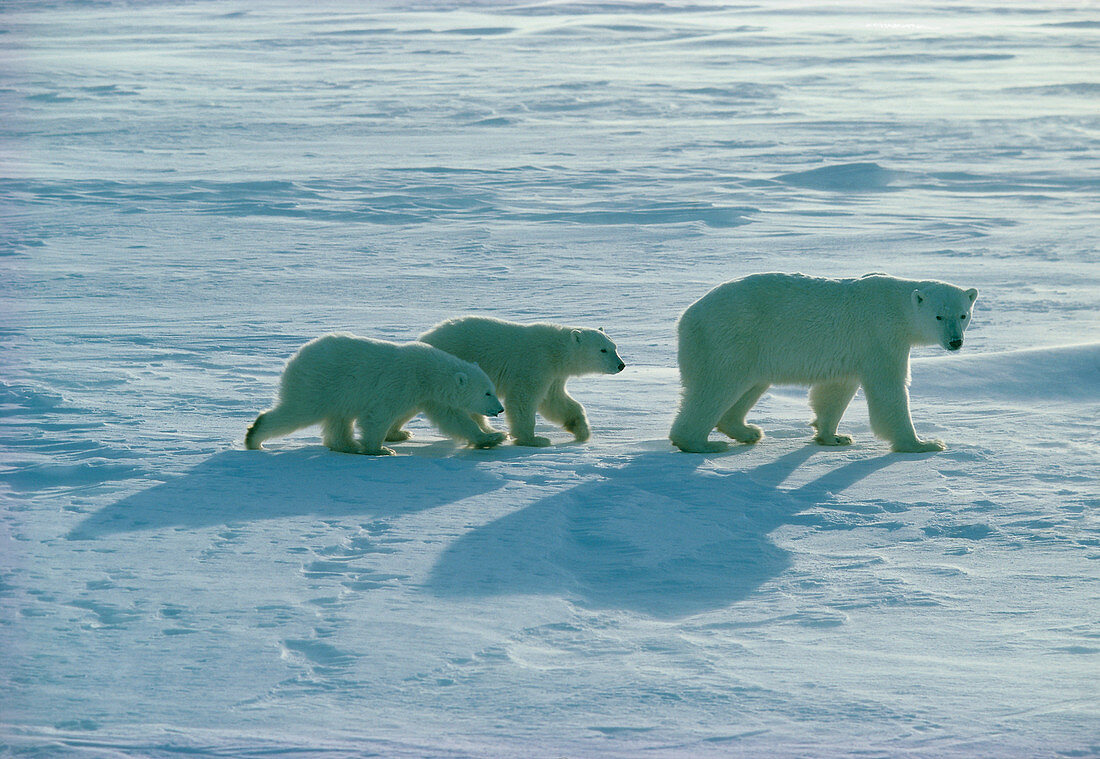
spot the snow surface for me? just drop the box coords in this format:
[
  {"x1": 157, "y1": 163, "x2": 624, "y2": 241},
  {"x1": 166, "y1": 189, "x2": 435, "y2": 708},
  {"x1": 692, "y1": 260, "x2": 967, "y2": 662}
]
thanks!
[{"x1": 2, "y1": 1, "x2": 1099, "y2": 757}]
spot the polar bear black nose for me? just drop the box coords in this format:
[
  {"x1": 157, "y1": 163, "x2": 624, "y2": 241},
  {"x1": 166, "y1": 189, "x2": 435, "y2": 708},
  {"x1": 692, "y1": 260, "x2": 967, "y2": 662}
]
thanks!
[
  {"x1": 948, "y1": 339, "x2": 962, "y2": 350},
  {"x1": 617, "y1": 362, "x2": 625, "y2": 372}
]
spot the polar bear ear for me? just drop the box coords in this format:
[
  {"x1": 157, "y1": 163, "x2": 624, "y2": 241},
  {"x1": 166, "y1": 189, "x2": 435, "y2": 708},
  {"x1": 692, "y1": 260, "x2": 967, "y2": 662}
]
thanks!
[
  {"x1": 571, "y1": 329, "x2": 583, "y2": 344},
  {"x1": 455, "y1": 372, "x2": 468, "y2": 388},
  {"x1": 912, "y1": 289, "x2": 925, "y2": 307},
  {"x1": 966, "y1": 288, "x2": 978, "y2": 303}
]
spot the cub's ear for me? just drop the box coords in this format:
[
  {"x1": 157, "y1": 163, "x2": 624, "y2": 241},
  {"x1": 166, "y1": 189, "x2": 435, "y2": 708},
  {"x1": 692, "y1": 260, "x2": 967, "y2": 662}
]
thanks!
[
  {"x1": 966, "y1": 288, "x2": 978, "y2": 303},
  {"x1": 571, "y1": 329, "x2": 582, "y2": 344},
  {"x1": 911, "y1": 289, "x2": 925, "y2": 307},
  {"x1": 455, "y1": 372, "x2": 468, "y2": 388}
]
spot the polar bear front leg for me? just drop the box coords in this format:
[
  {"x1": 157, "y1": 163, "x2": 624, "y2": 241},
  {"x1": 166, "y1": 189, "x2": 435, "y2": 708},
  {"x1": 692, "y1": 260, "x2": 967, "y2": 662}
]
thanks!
[
  {"x1": 471, "y1": 413, "x2": 496, "y2": 434},
  {"x1": 809, "y1": 379, "x2": 858, "y2": 446},
  {"x1": 539, "y1": 380, "x2": 590, "y2": 442},
  {"x1": 421, "y1": 400, "x2": 505, "y2": 448},
  {"x1": 505, "y1": 397, "x2": 551, "y2": 447},
  {"x1": 861, "y1": 369, "x2": 944, "y2": 453}
]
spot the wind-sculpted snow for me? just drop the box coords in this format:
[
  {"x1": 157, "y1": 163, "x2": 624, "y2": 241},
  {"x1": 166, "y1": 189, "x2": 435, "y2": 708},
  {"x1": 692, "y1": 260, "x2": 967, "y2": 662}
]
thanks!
[
  {"x1": 2, "y1": 1, "x2": 1099, "y2": 757},
  {"x1": 774, "y1": 163, "x2": 901, "y2": 192}
]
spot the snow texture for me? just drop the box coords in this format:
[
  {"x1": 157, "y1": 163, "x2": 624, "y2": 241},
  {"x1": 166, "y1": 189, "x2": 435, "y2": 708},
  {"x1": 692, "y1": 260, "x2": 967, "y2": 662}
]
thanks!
[{"x1": 2, "y1": 1, "x2": 1098, "y2": 757}]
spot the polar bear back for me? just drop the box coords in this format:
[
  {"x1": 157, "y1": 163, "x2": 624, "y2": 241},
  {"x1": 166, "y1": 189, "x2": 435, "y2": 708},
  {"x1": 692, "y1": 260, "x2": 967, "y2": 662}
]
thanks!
[
  {"x1": 420, "y1": 316, "x2": 574, "y2": 388},
  {"x1": 278, "y1": 333, "x2": 479, "y2": 414},
  {"x1": 678, "y1": 273, "x2": 934, "y2": 385}
]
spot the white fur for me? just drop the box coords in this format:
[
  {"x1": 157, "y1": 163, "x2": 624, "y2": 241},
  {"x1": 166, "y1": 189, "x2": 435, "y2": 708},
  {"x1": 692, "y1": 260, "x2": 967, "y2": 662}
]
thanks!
[
  {"x1": 246, "y1": 333, "x2": 505, "y2": 455},
  {"x1": 669, "y1": 273, "x2": 978, "y2": 453},
  {"x1": 416, "y1": 316, "x2": 625, "y2": 446}
]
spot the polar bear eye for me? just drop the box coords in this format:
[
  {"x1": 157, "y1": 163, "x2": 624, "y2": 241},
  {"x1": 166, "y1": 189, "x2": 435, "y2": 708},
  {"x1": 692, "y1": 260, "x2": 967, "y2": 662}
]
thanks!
[
  {"x1": 485, "y1": 391, "x2": 492, "y2": 396},
  {"x1": 961, "y1": 314, "x2": 968, "y2": 320},
  {"x1": 936, "y1": 316, "x2": 942, "y2": 321},
  {"x1": 600, "y1": 348, "x2": 608, "y2": 353}
]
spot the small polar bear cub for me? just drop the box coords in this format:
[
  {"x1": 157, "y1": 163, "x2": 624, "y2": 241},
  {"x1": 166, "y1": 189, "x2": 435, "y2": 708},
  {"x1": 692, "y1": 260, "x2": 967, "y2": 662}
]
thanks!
[
  {"x1": 669, "y1": 272, "x2": 978, "y2": 454},
  {"x1": 245, "y1": 333, "x2": 505, "y2": 455},
  {"x1": 407, "y1": 316, "x2": 626, "y2": 447}
]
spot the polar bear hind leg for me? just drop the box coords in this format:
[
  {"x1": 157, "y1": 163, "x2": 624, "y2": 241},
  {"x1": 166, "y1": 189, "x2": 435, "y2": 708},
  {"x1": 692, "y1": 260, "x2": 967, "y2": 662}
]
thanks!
[
  {"x1": 385, "y1": 410, "x2": 417, "y2": 442},
  {"x1": 246, "y1": 405, "x2": 318, "y2": 450},
  {"x1": 809, "y1": 379, "x2": 859, "y2": 446},
  {"x1": 670, "y1": 380, "x2": 759, "y2": 453},
  {"x1": 323, "y1": 416, "x2": 366, "y2": 454},
  {"x1": 715, "y1": 383, "x2": 769, "y2": 443},
  {"x1": 353, "y1": 415, "x2": 397, "y2": 456}
]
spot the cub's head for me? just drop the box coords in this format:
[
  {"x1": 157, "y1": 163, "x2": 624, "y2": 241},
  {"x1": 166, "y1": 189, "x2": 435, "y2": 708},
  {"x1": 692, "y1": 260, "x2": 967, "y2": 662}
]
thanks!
[
  {"x1": 450, "y1": 365, "x2": 504, "y2": 417},
  {"x1": 569, "y1": 327, "x2": 626, "y2": 375},
  {"x1": 911, "y1": 283, "x2": 978, "y2": 351}
]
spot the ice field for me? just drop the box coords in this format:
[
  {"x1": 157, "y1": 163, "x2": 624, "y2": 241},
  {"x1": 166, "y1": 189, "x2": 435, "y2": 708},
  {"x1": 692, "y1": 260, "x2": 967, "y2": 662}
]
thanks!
[{"x1": 2, "y1": 1, "x2": 1099, "y2": 757}]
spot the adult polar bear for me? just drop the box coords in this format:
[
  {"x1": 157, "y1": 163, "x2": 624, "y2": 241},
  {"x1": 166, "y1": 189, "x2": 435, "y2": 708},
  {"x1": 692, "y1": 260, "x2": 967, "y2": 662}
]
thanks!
[
  {"x1": 669, "y1": 273, "x2": 978, "y2": 453},
  {"x1": 411, "y1": 316, "x2": 626, "y2": 446},
  {"x1": 246, "y1": 333, "x2": 505, "y2": 455}
]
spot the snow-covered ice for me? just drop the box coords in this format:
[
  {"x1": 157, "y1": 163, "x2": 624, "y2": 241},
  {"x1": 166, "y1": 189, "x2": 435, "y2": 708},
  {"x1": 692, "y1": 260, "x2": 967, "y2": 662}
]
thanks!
[{"x1": 2, "y1": 1, "x2": 1098, "y2": 757}]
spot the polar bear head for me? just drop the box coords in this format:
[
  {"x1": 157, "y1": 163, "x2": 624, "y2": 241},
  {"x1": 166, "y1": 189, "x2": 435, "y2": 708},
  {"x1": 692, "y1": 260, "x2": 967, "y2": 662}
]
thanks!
[
  {"x1": 911, "y1": 283, "x2": 978, "y2": 351},
  {"x1": 448, "y1": 365, "x2": 505, "y2": 417},
  {"x1": 569, "y1": 327, "x2": 626, "y2": 375}
]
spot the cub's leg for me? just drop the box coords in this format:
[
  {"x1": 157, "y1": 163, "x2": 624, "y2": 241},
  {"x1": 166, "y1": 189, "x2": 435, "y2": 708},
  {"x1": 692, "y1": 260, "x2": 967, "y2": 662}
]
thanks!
[
  {"x1": 538, "y1": 379, "x2": 590, "y2": 442},
  {"x1": 385, "y1": 410, "x2": 417, "y2": 442},
  {"x1": 354, "y1": 414, "x2": 396, "y2": 456},
  {"x1": 323, "y1": 416, "x2": 363, "y2": 454},
  {"x1": 421, "y1": 401, "x2": 505, "y2": 448},
  {"x1": 809, "y1": 379, "x2": 859, "y2": 446},
  {"x1": 716, "y1": 383, "x2": 770, "y2": 443},
  {"x1": 506, "y1": 391, "x2": 551, "y2": 447},
  {"x1": 862, "y1": 368, "x2": 944, "y2": 453},
  {"x1": 471, "y1": 413, "x2": 496, "y2": 434}
]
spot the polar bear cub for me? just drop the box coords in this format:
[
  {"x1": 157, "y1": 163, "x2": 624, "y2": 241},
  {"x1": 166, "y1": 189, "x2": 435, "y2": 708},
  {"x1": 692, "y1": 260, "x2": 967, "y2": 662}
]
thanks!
[
  {"x1": 245, "y1": 333, "x2": 505, "y2": 455},
  {"x1": 410, "y1": 316, "x2": 626, "y2": 447},
  {"x1": 669, "y1": 273, "x2": 978, "y2": 454}
]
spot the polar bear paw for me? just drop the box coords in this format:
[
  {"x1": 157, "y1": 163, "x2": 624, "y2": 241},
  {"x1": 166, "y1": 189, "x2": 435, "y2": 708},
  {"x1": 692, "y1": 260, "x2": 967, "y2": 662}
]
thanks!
[
  {"x1": 472, "y1": 431, "x2": 506, "y2": 448},
  {"x1": 385, "y1": 429, "x2": 413, "y2": 442},
  {"x1": 564, "y1": 416, "x2": 591, "y2": 442},
  {"x1": 360, "y1": 444, "x2": 397, "y2": 456},
  {"x1": 892, "y1": 438, "x2": 945, "y2": 453},
  {"x1": 514, "y1": 435, "x2": 553, "y2": 447},
  {"x1": 814, "y1": 433, "x2": 853, "y2": 446},
  {"x1": 718, "y1": 422, "x2": 764, "y2": 444},
  {"x1": 671, "y1": 437, "x2": 731, "y2": 454}
]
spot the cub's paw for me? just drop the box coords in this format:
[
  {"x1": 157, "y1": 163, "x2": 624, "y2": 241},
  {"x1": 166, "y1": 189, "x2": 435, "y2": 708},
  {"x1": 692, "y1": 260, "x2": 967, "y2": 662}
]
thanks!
[
  {"x1": 473, "y1": 431, "x2": 506, "y2": 448},
  {"x1": 361, "y1": 445, "x2": 397, "y2": 456},
  {"x1": 814, "y1": 433, "x2": 853, "y2": 446},
  {"x1": 385, "y1": 429, "x2": 413, "y2": 442},
  {"x1": 892, "y1": 438, "x2": 945, "y2": 453},
  {"x1": 514, "y1": 435, "x2": 552, "y2": 447},
  {"x1": 670, "y1": 437, "x2": 731, "y2": 454},
  {"x1": 564, "y1": 416, "x2": 591, "y2": 442},
  {"x1": 717, "y1": 422, "x2": 764, "y2": 444}
]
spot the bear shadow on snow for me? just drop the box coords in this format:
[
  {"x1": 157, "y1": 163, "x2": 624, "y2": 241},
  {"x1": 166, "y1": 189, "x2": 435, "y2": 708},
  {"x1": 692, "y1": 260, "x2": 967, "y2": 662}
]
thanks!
[
  {"x1": 66, "y1": 443, "x2": 506, "y2": 540},
  {"x1": 426, "y1": 446, "x2": 904, "y2": 619}
]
